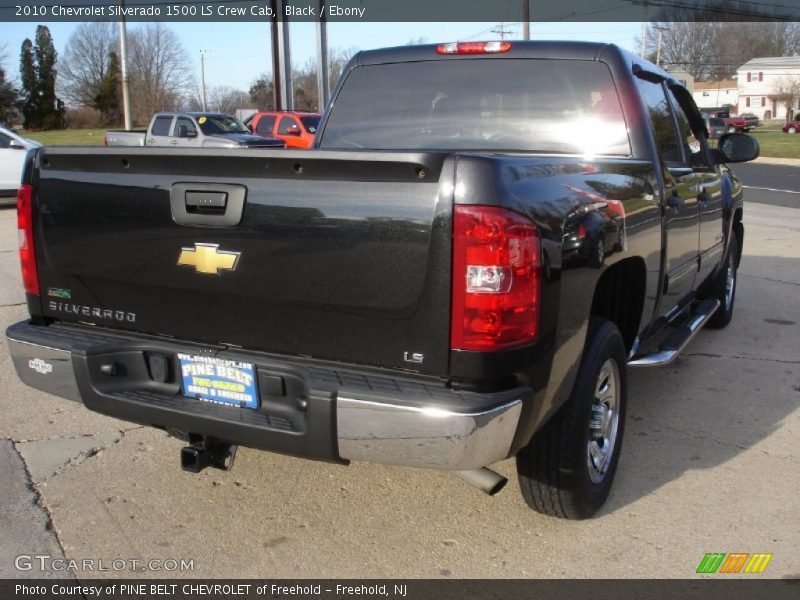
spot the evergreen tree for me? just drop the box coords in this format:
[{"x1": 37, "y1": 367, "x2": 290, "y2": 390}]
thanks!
[
  {"x1": 0, "y1": 66, "x2": 19, "y2": 125},
  {"x1": 19, "y1": 38, "x2": 37, "y2": 128},
  {"x1": 94, "y1": 50, "x2": 120, "y2": 125},
  {"x1": 19, "y1": 26, "x2": 64, "y2": 130}
]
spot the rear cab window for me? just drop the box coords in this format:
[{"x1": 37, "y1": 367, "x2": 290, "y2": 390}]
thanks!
[{"x1": 319, "y1": 58, "x2": 630, "y2": 156}]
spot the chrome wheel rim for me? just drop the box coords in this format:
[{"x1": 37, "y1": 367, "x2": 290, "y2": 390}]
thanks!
[
  {"x1": 587, "y1": 358, "x2": 621, "y2": 484},
  {"x1": 724, "y1": 263, "x2": 735, "y2": 311}
]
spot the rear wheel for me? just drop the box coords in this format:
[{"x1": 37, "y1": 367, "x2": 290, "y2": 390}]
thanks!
[
  {"x1": 705, "y1": 231, "x2": 739, "y2": 329},
  {"x1": 789, "y1": 126, "x2": 797, "y2": 134},
  {"x1": 516, "y1": 318, "x2": 627, "y2": 519}
]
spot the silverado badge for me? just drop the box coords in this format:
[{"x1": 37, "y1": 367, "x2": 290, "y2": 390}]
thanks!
[{"x1": 178, "y1": 243, "x2": 241, "y2": 275}]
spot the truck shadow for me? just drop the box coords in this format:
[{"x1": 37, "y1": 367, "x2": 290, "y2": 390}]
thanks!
[{"x1": 604, "y1": 254, "x2": 799, "y2": 514}]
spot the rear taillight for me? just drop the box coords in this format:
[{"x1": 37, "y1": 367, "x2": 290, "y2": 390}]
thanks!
[
  {"x1": 17, "y1": 184, "x2": 39, "y2": 296},
  {"x1": 436, "y1": 41, "x2": 512, "y2": 55},
  {"x1": 451, "y1": 205, "x2": 540, "y2": 351}
]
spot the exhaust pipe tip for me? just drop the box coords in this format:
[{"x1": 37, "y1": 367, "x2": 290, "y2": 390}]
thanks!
[{"x1": 453, "y1": 468, "x2": 508, "y2": 496}]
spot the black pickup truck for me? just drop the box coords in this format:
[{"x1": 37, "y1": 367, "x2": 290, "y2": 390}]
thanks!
[{"x1": 7, "y1": 42, "x2": 758, "y2": 518}]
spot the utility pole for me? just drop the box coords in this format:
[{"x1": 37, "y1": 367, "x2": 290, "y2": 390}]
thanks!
[
  {"x1": 270, "y1": 0, "x2": 293, "y2": 111},
  {"x1": 117, "y1": 0, "x2": 132, "y2": 130},
  {"x1": 655, "y1": 26, "x2": 669, "y2": 68},
  {"x1": 640, "y1": 1, "x2": 648, "y2": 57},
  {"x1": 200, "y1": 50, "x2": 209, "y2": 111},
  {"x1": 316, "y1": 0, "x2": 329, "y2": 111},
  {"x1": 522, "y1": 1, "x2": 530, "y2": 40},
  {"x1": 492, "y1": 23, "x2": 514, "y2": 40}
]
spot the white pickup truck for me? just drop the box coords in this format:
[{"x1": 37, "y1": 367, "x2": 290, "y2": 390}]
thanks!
[{"x1": 104, "y1": 112, "x2": 285, "y2": 148}]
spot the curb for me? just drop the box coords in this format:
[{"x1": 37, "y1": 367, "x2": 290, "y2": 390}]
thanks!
[{"x1": 753, "y1": 157, "x2": 800, "y2": 167}]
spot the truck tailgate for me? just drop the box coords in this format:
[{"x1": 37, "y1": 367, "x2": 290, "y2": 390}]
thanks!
[{"x1": 31, "y1": 148, "x2": 453, "y2": 376}]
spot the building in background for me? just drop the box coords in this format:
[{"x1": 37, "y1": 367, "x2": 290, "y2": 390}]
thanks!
[
  {"x1": 737, "y1": 56, "x2": 800, "y2": 121},
  {"x1": 692, "y1": 80, "x2": 738, "y2": 112},
  {"x1": 667, "y1": 70, "x2": 694, "y2": 93}
]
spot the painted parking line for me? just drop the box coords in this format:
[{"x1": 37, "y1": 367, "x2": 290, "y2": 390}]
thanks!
[{"x1": 742, "y1": 186, "x2": 800, "y2": 195}]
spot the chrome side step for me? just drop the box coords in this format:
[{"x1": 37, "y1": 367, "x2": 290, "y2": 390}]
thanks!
[{"x1": 628, "y1": 298, "x2": 720, "y2": 367}]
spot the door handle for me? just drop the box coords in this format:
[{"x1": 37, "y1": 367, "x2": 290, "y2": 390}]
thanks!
[{"x1": 171, "y1": 183, "x2": 246, "y2": 227}]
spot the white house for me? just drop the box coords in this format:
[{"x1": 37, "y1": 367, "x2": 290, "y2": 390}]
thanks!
[
  {"x1": 692, "y1": 80, "x2": 738, "y2": 111},
  {"x1": 667, "y1": 70, "x2": 694, "y2": 93},
  {"x1": 737, "y1": 56, "x2": 800, "y2": 121}
]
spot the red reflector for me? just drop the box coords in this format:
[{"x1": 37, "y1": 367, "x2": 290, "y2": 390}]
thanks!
[
  {"x1": 436, "y1": 41, "x2": 512, "y2": 55},
  {"x1": 17, "y1": 184, "x2": 39, "y2": 296},
  {"x1": 451, "y1": 205, "x2": 540, "y2": 351}
]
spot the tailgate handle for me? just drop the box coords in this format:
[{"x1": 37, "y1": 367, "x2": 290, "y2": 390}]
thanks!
[
  {"x1": 171, "y1": 183, "x2": 246, "y2": 227},
  {"x1": 185, "y1": 191, "x2": 228, "y2": 214}
]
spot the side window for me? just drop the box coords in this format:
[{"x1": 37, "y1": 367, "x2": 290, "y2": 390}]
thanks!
[
  {"x1": 666, "y1": 88, "x2": 707, "y2": 168},
  {"x1": 635, "y1": 79, "x2": 682, "y2": 164},
  {"x1": 255, "y1": 116, "x2": 276, "y2": 135},
  {"x1": 174, "y1": 117, "x2": 196, "y2": 137},
  {"x1": 151, "y1": 116, "x2": 173, "y2": 136},
  {"x1": 0, "y1": 133, "x2": 11, "y2": 149},
  {"x1": 277, "y1": 117, "x2": 299, "y2": 134}
]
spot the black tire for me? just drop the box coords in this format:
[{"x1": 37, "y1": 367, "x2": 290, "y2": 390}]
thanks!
[
  {"x1": 516, "y1": 318, "x2": 627, "y2": 519},
  {"x1": 704, "y1": 231, "x2": 739, "y2": 329}
]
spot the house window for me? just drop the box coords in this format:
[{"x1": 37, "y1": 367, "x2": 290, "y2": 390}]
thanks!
[
  {"x1": 747, "y1": 72, "x2": 751, "y2": 82},
  {"x1": 746, "y1": 97, "x2": 750, "y2": 107},
  {"x1": 758, "y1": 72, "x2": 763, "y2": 82},
  {"x1": 761, "y1": 97, "x2": 766, "y2": 107},
  {"x1": 702, "y1": 91, "x2": 709, "y2": 96}
]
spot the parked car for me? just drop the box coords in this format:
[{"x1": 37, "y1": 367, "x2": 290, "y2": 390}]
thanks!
[
  {"x1": 244, "y1": 111, "x2": 321, "y2": 148},
  {"x1": 782, "y1": 116, "x2": 800, "y2": 133},
  {"x1": 7, "y1": 41, "x2": 758, "y2": 519},
  {"x1": 704, "y1": 117, "x2": 727, "y2": 139},
  {"x1": 105, "y1": 112, "x2": 285, "y2": 148},
  {"x1": 0, "y1": 127, "x2": 41, "y2": 205}
]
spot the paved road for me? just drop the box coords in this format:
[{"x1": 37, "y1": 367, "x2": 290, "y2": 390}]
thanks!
[
  {"x1": 732, "y1": 163, "x2": 800, "y2": 209},
  {"x1": 0, "y1": 165, "x2": 798, "y2": 580}
]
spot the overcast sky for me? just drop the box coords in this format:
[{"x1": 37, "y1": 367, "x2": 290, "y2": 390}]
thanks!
[{"x1": 0, "y1": 21, "x2": 642, "y2": 93}]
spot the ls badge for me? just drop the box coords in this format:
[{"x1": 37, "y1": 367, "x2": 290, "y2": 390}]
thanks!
[{"x1": 178, "y1": 243, "x2": 241, "y2": 275}]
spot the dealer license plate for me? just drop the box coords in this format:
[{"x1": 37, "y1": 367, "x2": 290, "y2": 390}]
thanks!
[{"x1": 178, "y1": 353, "x2": 259, "y2": 409}]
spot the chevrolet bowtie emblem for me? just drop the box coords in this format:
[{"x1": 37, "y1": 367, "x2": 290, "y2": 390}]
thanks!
[{"x1": 177, "y1": 243, "x2": 240, "y2": 275}]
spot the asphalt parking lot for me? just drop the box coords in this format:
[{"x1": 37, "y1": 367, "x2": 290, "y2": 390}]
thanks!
[{"x1": 0, "y1": 163, "x2": 798, "y2": 580}]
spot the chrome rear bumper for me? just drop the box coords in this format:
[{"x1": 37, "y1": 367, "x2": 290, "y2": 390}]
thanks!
[{"x1": 7, "y1": 321, "x2": 528, "y2": 471}]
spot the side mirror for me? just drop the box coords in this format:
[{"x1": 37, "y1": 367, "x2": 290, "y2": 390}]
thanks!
[
  {"x1": 285, "y1": 126, "x2": 301, "y2": 136},
  {"x1": 715, "y1": 133, "x2": 759, "y2": 164},
  {"x1": 9, "y1": 139, "x2": 25, "y2": 150}
]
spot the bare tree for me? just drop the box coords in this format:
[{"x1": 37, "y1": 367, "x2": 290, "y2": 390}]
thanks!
[
  {"x1": 59, "y1": 22, "x2": 117, "y2": 108},
  {"x1": 206, "y1": 86, "x2": 252, "y2": 114},
  {"x1": 127, "y1": 23, "x2": 195, "y2": 123},
  {"x1": 645, "y1": 22, "x2": 720, "y2": 80},
  {"x1": 646, "y1": 21, "x2": 800, "y2": 82},
  {"x1": 771, "y1": 76, "x2": 800, "y2": 119}
]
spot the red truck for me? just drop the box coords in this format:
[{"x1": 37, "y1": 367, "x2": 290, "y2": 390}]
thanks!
[{"x1": 702, "y1": 110, "x2": 749, "y2": 133}]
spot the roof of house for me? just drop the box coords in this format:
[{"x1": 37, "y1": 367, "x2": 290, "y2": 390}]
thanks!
[
  {"x1": 739, "y1": 56, "x2": 800, "y2": 70},
  {"x1": 694, "y1": 80, "x2": 737, "y2": 90}
]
